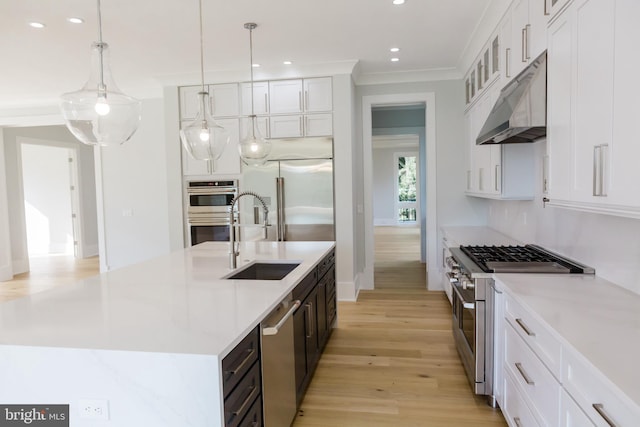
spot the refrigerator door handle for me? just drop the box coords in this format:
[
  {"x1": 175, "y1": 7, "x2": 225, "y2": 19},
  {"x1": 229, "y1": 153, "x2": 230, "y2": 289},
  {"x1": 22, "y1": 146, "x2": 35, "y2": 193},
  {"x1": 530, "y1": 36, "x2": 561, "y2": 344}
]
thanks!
[{"x1": 276, "y1": 177, "x2": 286, "y2": 241}]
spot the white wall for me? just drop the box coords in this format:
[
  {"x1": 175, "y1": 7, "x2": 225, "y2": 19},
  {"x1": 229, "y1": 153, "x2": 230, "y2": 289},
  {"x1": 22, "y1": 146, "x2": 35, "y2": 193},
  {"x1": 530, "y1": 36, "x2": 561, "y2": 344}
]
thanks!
[
  {"x1": 1, "y1": 126, "x2": 98, "y2": 275},
  {"x1": 372, "y1": 146, "x2": 397, "y2": 225},
  {"x1": 0, "y1": 131, "x2": 11, "y2": 281},
  {"x1": 488, "y1": 140, "x2": 640, "y2": 295},
  {"x1": 97, "y1": 99, "x2": 172, "y2": 270}
]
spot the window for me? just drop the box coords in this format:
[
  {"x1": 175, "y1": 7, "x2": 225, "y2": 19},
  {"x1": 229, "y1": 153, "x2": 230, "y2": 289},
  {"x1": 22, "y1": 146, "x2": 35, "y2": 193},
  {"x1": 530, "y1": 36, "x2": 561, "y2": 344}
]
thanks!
[{"x1": 396, "y1": 154, "x2": 418, "y2": 223}]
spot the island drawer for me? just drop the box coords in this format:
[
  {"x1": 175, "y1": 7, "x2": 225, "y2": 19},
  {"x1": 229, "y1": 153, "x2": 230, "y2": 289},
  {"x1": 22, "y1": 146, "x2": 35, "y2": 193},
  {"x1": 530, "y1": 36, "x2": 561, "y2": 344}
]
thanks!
[
  {"x1": 222, "y1": 326, "x2": 260, "y2": 398},
  {"x1": 292, "y1": 268, "x2": 318, "y2": 302},
  {"x1": 317, "y1": 249, "x2": 335, "y2": 280},
  {"x1": 238, "y1": 391, "x2": 263, "y2": 427},
  {"x1": 224, "y1": 359, "x2": 262, "y2": 427}
]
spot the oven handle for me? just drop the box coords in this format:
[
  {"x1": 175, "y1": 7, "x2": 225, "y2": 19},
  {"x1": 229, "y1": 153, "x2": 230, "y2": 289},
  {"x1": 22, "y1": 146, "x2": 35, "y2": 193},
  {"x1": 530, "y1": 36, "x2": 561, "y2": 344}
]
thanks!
[{"x1": 453, "y1": 283, "x2": 475, "y2": 310}]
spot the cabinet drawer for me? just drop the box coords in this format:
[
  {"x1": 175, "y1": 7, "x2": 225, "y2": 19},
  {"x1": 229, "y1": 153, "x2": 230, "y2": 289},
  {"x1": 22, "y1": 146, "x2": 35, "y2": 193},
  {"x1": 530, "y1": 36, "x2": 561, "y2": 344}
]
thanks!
[
  {"x1": 317, "y1": 250, "x2": 335, "y2": 280},
  {"x1": 222, "y1": 327, "x2": 260, "y2": 397},
  {"x1": 505, "y1": 295, "x2": 562, "y2": 379},
  {"x1": 505, "y1": 322, "x2": 560, "y2": 426},
  {"x1": 503, "y1": 370, "x2": 541, "y2": 427},
  {"x1": 224, "y1": 360, "x2": 262, "y2": 427},
  {"x1": 561, "y1": 388, "x2": 595, "y2": 427},
  {"x1": 563, "y1": 350, "x2": 640, "y2": 427},
  {"x1": 292, "y1": 268, "x2": 318, "y2": 301},
  {"x1": 238, "y1": 389, "x2": 263, "y2": 427}
]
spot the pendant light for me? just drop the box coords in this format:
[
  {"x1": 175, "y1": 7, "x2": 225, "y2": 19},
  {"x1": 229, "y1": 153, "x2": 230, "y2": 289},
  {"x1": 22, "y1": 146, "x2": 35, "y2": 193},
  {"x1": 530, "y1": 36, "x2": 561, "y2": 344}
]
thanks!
[
  {"x1": 239, "y1": 23, "x2": 271, "y2": 166},
  {"x1": 60, "y1": 0, "x2": 141, "y2": 146},
  {"x1": 179, "y1": 0, "x2": 229, "y2": 161}
]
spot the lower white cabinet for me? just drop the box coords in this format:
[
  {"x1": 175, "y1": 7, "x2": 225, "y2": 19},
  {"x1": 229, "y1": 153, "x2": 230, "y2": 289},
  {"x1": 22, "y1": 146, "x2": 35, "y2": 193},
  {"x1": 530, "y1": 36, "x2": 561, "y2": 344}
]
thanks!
[
  {"x1": 503, "y1": 369, "x2": 541, "y2": 427},
  {"x1": 269, "y1": 114, "x2": 332, "y2": 139},
  {"x1": 560, "y1": 389, "x2": 595, "y2": 427}
]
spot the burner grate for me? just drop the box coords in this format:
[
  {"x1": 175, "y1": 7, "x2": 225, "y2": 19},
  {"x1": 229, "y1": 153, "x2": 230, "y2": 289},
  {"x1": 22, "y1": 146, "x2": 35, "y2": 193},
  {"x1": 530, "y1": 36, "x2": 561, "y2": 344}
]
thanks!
[{"x1": 459, "y1": 245, "x2": 585, "y2": 273}]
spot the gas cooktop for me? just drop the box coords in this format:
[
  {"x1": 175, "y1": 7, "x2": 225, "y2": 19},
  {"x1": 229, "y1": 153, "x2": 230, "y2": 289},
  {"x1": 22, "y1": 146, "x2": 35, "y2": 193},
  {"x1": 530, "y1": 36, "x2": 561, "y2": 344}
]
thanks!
[{"x1": 458, "y1": 244, "x2": 595, "y2": 274}]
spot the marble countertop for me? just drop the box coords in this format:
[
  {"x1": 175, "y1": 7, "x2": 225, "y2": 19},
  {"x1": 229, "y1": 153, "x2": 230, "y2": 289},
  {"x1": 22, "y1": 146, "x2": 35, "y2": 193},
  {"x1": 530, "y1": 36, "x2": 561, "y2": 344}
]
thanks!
[
  {"x1": 441, "y1": 226, "x2": 521, "y2": 246},
  {"x1": 494, "y1": 273, "x2": 640, "y2": 409},
  {"x1": 0, "y1": 241, "x2": 334, "y2": 358}
]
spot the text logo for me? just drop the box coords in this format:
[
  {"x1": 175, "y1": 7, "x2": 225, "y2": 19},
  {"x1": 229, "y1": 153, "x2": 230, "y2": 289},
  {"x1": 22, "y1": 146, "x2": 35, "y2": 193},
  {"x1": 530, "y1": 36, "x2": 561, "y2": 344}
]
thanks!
[{"x1": 0, "y1": 406, "x2": 68, "y2": 426}]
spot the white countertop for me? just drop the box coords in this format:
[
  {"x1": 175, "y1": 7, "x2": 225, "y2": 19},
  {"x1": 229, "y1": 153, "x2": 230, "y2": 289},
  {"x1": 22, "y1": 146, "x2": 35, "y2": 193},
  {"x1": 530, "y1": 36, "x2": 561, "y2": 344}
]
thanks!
[
  {"x1": 494, "y1": 273, "x2": 640, "y2": 408},
  {"x1": 441, "y1": 226, "x2": 521, "y2": 246},
  {"x1": 0, "y1": 241, "x2": 334, "y2": 358}
]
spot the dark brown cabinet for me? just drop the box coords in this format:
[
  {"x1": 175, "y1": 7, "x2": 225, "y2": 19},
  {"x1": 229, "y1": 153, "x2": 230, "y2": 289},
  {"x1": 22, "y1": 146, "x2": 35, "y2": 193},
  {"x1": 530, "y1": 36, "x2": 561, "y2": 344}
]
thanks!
[
  {"x1": 292, "y1": 249, "x2": 336, "y2": 405},
  {"x1": 222, "y1": 326, "x2": 263, "y2": 427}
]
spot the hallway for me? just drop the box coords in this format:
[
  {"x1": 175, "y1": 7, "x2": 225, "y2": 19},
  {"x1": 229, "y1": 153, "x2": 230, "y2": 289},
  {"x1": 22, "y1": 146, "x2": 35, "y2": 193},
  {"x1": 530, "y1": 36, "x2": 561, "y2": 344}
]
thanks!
[{"x1": 375, "y1": 225, "x2": 426, "y2": 289}]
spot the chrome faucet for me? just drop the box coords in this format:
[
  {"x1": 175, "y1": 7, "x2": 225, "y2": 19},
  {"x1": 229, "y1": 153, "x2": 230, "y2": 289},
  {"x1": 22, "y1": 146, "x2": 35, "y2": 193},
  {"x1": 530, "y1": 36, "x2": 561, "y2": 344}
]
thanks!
[{"x1": 229, "y1": 191, "x2": 270, "y2": 269}]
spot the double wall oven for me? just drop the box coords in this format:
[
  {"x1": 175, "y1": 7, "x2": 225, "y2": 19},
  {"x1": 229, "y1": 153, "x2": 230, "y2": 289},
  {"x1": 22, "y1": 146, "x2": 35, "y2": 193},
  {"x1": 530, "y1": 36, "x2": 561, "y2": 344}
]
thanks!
[
  {"x1": 186, "y1": 180, "x2": 238, "y2": 246},
  {"x1": 446, "y1": 244, "x2": 594, "y2": 407}
]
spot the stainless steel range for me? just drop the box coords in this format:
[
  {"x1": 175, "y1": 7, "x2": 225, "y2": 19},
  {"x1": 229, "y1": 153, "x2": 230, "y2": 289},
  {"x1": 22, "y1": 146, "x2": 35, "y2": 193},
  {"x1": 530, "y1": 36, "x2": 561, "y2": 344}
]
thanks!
[{"x1": 446, "y1": 244, "x2": 594, "y2": 407}]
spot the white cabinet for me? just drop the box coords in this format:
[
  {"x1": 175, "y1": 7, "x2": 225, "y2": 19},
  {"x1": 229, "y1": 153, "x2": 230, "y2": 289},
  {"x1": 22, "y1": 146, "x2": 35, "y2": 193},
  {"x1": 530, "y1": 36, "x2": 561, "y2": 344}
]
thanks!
[
  {"x1": 180, "y1": 84, "x2": 239, "y2": 120},
  {"x1": 304, "y1": 77, "x2": 332, "y2": 112},
  {"x1": 269, "y1": 115, "x2": 303, "y2": 138},
  {"x1": 546, "y1": 0, "x2": 572, "y2": 20},
  {"x1": 269, "y1": 80, "x2": 303, "y2": 114},
  {"x1": 181, "y1": 118, "x2": 241, "y2": 176},
  {"x1": 304, "y1": 113, "x2": 333, "y2": 137},
  {"x1": 560, "y1": 390, "x2": 595, "y2": 427},
  {"x1": 509, "y1": 0, "x2": 547, "y2": 77},
  {"x1": 465, "y1": 84, "x2": 535, "y2": 200},
  {"x1": 547, "y1": 0, "x2": 640, "y2": 218},
  {"x1": 241, "y1": 81, "x2": 270, "y2": 116}
]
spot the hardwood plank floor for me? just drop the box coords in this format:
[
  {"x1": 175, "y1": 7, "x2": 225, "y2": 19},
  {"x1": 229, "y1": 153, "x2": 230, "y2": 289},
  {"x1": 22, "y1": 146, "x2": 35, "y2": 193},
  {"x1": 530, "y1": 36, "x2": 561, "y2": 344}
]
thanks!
[
  {"x1": 294, "y1": 229, "x2": 506, "y2": 427},
  {"x1": 0, "y1": 255, "x2": 99, "y2": 302},
  {"x1": 375, "y1": 226, "x2": 426, "y2": 289}
]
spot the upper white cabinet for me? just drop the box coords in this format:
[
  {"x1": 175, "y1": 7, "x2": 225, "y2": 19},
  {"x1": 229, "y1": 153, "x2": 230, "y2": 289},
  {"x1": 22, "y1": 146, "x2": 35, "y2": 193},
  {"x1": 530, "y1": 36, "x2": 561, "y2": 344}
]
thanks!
[
  {"x1": 509, "y1": 0, "x2": 548, "y2": 77},
  {"x1": 240, "y1": 81, "x2": 270, "y2": 116},
  {"x1": 547, "y1": 0, "x2": 640, "y2": 218},
  {"x1": 269, "y1": 80, "x2": 303, "y2": 114},
  {"x1": 304, "y1": 77, "x2": 332, "y2": 112},
  {"x1": 179, "y1": 84, "x2": 239, "y2": 120}
]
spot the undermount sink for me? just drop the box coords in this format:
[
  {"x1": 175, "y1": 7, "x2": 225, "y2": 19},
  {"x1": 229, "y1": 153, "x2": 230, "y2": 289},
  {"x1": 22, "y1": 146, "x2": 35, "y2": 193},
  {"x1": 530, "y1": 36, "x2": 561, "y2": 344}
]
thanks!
[{"x1": 225, "y1": 262, "x2": 301, "y2": 280}]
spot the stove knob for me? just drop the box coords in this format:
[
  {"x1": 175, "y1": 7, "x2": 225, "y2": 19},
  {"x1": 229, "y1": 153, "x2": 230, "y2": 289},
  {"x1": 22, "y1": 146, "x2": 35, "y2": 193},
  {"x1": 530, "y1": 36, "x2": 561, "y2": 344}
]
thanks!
[{"x1": 446, "y1": 272, "x2": 458, "y2": 283}]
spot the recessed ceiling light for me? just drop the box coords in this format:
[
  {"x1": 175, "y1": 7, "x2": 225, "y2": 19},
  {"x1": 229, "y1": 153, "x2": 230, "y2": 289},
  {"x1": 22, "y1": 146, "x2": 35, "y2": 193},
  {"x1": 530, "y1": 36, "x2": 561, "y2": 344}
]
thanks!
[
  {"x1": 29, "y1": 22, "x2": 46, "y2": 29},
  {"x1": 390, "y1": 47, "x2": 400, "y2": 53},
  {"x1": 252, "y1": 63, "x2": 260, "y2": 68},
  {"x1": 393, "y1": 0, "x2": 406, "y2": 5},
  {"x1": 283, "y1": 61, "x2": 293, "y2": 65},
  {"x1": 68, "y1": 17, "x2": 84, "y2": 24},
  {"x1": 391, "y1": 57, "x2": 400, "y2": 62}
]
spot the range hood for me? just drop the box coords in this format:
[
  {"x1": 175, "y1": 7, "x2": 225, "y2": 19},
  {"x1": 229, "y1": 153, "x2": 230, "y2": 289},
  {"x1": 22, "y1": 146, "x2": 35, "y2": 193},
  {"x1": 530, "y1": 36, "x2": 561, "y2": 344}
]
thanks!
[{"x1": 476, "y1": 51, "x2": 547, "y2": 145}]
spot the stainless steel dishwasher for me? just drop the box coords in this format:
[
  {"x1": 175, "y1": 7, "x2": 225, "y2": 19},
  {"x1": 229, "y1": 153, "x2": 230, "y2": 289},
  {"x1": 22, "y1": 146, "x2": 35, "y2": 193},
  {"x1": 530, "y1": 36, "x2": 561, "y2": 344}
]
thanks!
[{"x1": 261, "y1": 295, "x2": 300, "y2": 427}]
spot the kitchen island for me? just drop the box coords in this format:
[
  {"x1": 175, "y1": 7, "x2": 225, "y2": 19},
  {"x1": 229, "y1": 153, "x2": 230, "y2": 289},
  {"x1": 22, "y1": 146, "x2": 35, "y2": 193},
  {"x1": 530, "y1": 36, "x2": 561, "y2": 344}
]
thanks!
[{"x1": 0, "y1": 241, "x2": 335, "y2": 426}]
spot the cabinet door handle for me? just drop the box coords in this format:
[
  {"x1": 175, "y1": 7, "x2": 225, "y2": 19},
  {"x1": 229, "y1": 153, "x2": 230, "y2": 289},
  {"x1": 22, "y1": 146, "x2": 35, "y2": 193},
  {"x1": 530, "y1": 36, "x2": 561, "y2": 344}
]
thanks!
[
  {"x1": 515, "y1": 362, "x2": 535, "y2": 385},
  {"x1": 506, "y1": 48, "x2": 512, "y2": 78},
  {"x1": 225, "y1": 348, "x2": 255, "y2": 376},
  {"x1": 600, "y1": 144, "x2": 608, "y2": 197},
  {"x1": 515, "y1": 318, "x2": 536, "y2": 336},
  {"x1": 513, "y1": 417, "x2": 523, "y2": 427},
  {"x1": 298, "y1": 91, "x2": 303, "y2": 111},
  {"x1": 495, "y1": 165, "x2": 500, "y2": 192},
  {"x1": 305, "y1": 302, "x2": 314, "y2": 338},
  {"x1": 592, "y1": 403, "x2": 618, "y2": 427},
  {"x1": 232, "y1": 385, "x2": 258, "y2": 416},
  {"x1": 305, "y1": 90, "x2": 309, "y2": 111},
  {"x1": 522, "y1": 27, "x2": 527, "y2": 63},
  {"x1": 300, "y1": 116, "x2": 304, "y2": 136},
  {"x1": 525, "y1": 24, "x2": 531, "y2": 60},
  {"x1": 544, "y1": 0, "x2": 550, "y2": 15},
  {"x1": 264, "y1": 93, "x2": 268, "y2": 113}
]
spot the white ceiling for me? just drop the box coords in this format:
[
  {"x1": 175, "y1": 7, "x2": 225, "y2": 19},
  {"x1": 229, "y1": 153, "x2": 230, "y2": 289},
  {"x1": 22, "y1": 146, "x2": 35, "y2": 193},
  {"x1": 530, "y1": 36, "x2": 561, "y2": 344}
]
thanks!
[{"x1": 0, "y1": 0, "x2": 493, "y2": 109}]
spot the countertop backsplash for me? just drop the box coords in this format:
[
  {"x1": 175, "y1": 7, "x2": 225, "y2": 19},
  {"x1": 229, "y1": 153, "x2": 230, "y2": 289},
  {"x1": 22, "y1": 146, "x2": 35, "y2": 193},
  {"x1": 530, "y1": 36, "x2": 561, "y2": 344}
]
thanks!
[{"x1": 487, "y1": 141, "x2": 640, "y2": 295}]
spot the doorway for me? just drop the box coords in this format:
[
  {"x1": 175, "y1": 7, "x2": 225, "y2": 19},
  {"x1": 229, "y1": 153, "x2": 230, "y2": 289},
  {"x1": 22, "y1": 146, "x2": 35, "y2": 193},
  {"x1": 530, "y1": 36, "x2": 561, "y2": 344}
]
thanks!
[{"x1": 362, "y1": 93, "x2": 438, "y2": 291}]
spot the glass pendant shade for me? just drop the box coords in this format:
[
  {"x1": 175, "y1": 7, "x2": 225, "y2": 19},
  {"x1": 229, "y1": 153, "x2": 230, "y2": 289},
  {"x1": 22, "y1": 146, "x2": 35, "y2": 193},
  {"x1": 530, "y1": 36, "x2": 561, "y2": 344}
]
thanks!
[
  {"x1": 180, "y1": 92, "x2": 230, "y2": 161},
  {"x1": 60, "y1": 42, "x2": 141, "y2": 146},
  {"x1": 239, "y1": 115, "x2": 271, "y2": 166}
]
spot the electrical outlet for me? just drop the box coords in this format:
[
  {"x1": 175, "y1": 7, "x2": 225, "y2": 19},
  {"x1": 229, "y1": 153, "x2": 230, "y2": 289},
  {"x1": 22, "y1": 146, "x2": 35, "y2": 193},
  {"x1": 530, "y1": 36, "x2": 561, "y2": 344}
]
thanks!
[{"x1": 78, "y1": 399, "x2": 109, "y2": 420}]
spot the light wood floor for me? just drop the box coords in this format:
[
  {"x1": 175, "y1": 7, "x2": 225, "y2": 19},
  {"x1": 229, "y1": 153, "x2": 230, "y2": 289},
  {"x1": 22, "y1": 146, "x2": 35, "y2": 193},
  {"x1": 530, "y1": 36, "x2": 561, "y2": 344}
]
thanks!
[
  {"x1": 0, "y1": 255, "x2": 100, "y2": 302},
  {"x1": 294, "y1": 228, "x2": 506, "y2": 426},
  {"x1": 375, "y1": 226, "x2": 426, "y2": 289}
]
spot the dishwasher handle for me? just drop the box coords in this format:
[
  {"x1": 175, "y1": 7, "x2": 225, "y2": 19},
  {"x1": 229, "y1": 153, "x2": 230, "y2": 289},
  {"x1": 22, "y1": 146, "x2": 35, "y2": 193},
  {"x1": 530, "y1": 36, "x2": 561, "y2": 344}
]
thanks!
[{"x1": 262, "y1": 300, "x2": 301, "y2": 336}]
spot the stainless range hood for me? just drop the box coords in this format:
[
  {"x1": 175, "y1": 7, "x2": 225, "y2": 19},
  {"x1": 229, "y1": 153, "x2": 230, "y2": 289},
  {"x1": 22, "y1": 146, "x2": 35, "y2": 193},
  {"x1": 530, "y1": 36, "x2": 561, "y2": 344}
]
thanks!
[{"x1": 476, "y1": 51, "x2": 547, "y2": 145}]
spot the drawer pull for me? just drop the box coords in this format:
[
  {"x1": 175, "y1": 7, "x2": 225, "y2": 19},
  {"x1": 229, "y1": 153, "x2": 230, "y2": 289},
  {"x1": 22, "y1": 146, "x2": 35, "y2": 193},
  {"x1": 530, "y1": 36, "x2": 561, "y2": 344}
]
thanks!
[
  {"x1": 515, "y1": 318, "x2": 536, "y2": 337},
  {"x1": 225, "y1": 348, "x2": 255, "y2": 375},
  {"x1": 232, "y1": 385, "x2": 258, "y2": 416},
  {"x1": 513, "y1": 417, "x2": 523, "y2": 427},
  {"x1": 592, "y1": 403, "x2": 618, "y2": 427},
  {"x1": 515, "y1": 362, "x2": 535, "y2": 385}
]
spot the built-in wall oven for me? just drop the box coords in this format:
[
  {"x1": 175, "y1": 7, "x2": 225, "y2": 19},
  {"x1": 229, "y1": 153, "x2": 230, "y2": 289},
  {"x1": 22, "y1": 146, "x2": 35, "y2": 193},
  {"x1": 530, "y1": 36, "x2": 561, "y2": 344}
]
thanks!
[
  {"x1": 185, "y1": 180, "x2": 238, "y2": 246},
  {"x1": 447, "y1": 244, "x2": 594, "y2": 407}
]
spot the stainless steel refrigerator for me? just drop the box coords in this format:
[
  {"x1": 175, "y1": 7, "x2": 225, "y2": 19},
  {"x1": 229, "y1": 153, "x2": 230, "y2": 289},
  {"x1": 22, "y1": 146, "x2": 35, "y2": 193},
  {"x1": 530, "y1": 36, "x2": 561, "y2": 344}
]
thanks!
[{"x1": 239, "y1": 137, "x2": 334, "y2": 241}]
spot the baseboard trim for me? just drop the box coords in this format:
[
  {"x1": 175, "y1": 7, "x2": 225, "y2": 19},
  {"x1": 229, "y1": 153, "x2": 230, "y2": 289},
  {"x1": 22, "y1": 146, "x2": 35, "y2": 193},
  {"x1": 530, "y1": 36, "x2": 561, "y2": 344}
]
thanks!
[
  {"x1": 0, "y1": 264, "x2": 12, "y2": 282},
  {"x1": 337, "y1": 280, "x2": 358, "y2": 302}
]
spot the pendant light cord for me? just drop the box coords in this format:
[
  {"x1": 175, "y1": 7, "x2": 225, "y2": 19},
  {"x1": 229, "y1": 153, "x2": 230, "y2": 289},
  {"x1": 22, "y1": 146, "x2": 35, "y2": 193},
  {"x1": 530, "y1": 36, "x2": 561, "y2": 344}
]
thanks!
[
  {"x1": 198, "y1": 0, "x2": 205, "y2": 93},
  {"x1": 249, "y1": 26, "x2": 255, "y2": 117},
  {"x1": 96, "y1": 0, "x2": 106, "y2": 92}
]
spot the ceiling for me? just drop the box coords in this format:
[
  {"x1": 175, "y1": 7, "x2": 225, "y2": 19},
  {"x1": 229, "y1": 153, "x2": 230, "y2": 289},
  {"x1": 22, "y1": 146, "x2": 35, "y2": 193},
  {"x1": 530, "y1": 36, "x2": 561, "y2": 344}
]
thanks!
[{"x1": 0, "y1": 0, "x2": 493, "y2": 109}]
